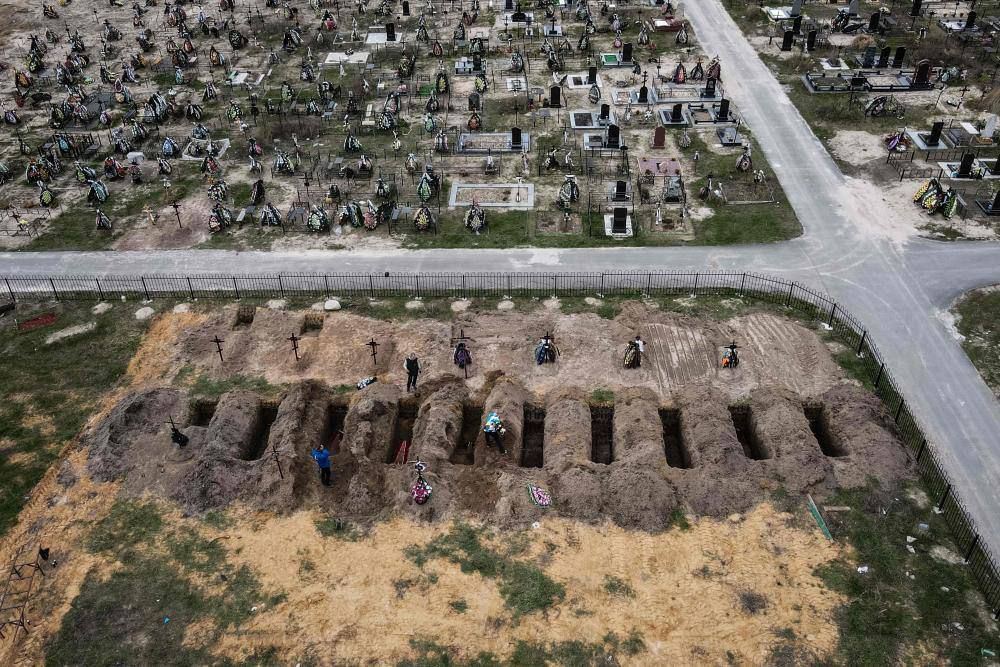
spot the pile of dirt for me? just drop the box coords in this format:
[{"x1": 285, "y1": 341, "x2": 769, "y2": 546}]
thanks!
[{"x1": 84, "y1": 376, "x2": 914, "y2": 530}]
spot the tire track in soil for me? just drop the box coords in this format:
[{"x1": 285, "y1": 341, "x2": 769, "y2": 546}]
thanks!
[
  {"x1": 644, "y1": 323, "x2": 717, "y2": 394},
  {"x1": 740, "y1": 314, "x2": 821, "y2": 395}
]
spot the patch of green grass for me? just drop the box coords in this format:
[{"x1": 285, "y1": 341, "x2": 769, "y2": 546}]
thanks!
[
  {"x1": 166, "y1": 532, "x2": 227, "y2": 573},
  {"x1": 201, "y1": 509, "x2": 234, "y2": 530},
  {"x1": 815, "y1": 485, "x2": 1000, "y2": 664},
  {"x1": 190, "y1": 373, "x2": 281, "y2": 399},
  {"x1": 831, "y1": 348, "x2": 876, "y2": 391},
  {"x1": 406, "y1": 523, "x2": 565, "y2": 617},
  {"x1": 666, "y1": 508, "x2": 691, "y2": 531},
  {"x1": 351, "y1": 297, "x2": 454, "y2": 321},
  {"x1": 87, "y1": 499, "x2": 164, "y2": 558},
  {"x1": 589, "y1": 388, "x2": 615, "y2": 405},
  {"x1": 952, "y1": 287, "x2": 1000, "y2": 395},
  {"x1": 602, "y1": 575, "x2": 636, "y2": 598},
  {"x1": 0, "y1": 302, "x2": 149, "y2": 536},
  {"x1": 314, "y1": 516, "x2": 360, "y2": 541},
  {"x1": 448, "y1": 599, "x2": 469, "y2": 614},
  {"x1": 401, "y1": 631, "x2": 647, "y2": 667}
]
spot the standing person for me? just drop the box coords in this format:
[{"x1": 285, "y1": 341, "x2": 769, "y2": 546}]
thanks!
[
  {"x1": 311, "y1": 443, "x2": 332, "y2": 486},
  {"x1": 634, "y1": 335, "x2": 644, "y2": 367},
  {"x1": 404, "y1": 353, "x2": 420, "y2": 392},
  {"x1": 483, "y1": 411, "x2": 506, "y2": 454}
]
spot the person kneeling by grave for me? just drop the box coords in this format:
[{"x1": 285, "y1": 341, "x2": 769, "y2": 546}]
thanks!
[
  {"x1": 534, "y1": 334, "x2": 559, "y2": 365},
  {"x1": 623, "y1": 334, "x2": 644, "y2": 369},
  {"x1": 454, "y1": 341, "x2": 472, "y2": 369},
  {"x1": 483, "y1": 411, "x2": 506, "y2": 454},
  {"x1": 721, "y1": 341, "x2": 739, "y2": 369}
]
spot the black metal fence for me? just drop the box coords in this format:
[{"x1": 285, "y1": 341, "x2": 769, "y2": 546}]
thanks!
[{"x1": 3, "y1": 270, "x2": 999, "y2": 614}]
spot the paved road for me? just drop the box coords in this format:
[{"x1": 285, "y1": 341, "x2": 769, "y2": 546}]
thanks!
[{"x1": 3, "y1": 1, "x2": 1000, "y2": 552}]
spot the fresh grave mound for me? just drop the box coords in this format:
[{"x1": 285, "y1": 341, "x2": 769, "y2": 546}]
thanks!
[{"x1": 83, "y1": 377, "x2": 912, "y2": 529}]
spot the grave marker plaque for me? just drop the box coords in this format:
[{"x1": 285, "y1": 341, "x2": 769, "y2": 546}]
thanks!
[
  {"x1": 781, "y1": 30, "x2": 793, "y2": 51},
  {"x1": 588, "y1": 66, "x2": 598, "y2": 84},
  {"x1": 638, "y1": 85, "x2": 649, "y2": 103},
  {"x1": 806, "y1": 29, "x2": 817, "y2": 51},
  {"x1": 927, "y1": 120, "x2": 943, "y2": 146},
  {"x1": 653, "y1": 125, "x2": 666, "y2": 147},
  {"x1": 892, "y1": 46, "x2": 906, "y2": 68},
  {"x1": 878, "y1": 46, "x2": 890, "y2": 68},
  {"x1": 622, "y1": 42, "x2": 633, "y2": 63},
  {"x1": 717, "y1": 98, "x2": 730, "y2": 121},
  {"x1": 612, "y1": 207, "x2": 627, "y2": 233},
  {"x1": 606, "y1": 123, "x2": 620, "y2": 148},
  {"x1": 958, "y1": 152, "x2": 975, "y2": 177},
  {"x1": 511, "y1": 126, "x2": 522, "y2": 149},
  {"x1": 671, "y1": 103, "x2": 683, "y2": 122},
  {"x1": 549, "y1": 85, "x2": 561, "y2": 108}
]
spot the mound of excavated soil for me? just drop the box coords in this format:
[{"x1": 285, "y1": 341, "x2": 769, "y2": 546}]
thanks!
[{"x1": 85, "y1": 376, "x2": 912, "y2": 529}]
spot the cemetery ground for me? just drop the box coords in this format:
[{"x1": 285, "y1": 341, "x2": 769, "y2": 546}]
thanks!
[
  {"x1": 0, "y1": 295, "x2": 998, "y2": 664},
  {"x1": 720, "y1": 0, "x2": 1000, "y2": 241},
  {"x1": 0, "y1": 0, "x2": 802, "y2": 251},
  {"x1": 950, "y1": 284, "x2": 1000, "y2": 398}
]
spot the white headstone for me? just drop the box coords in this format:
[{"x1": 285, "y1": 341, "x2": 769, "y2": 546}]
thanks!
[
  {"x1": 848, "y1": 0, "x2": 859, "y2": 15},
  {"x1": 983, "y1": 114, "x2": 998, "y2": 138}
]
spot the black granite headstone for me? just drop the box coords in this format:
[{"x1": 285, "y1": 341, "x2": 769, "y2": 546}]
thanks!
[
  {"x1": 992, "y1": 189, "x2": 1000, "y2": 211},
  {"x1": 927, "y1": 120, "x2": 943, "y2": 146},
  {"x1": 958, "y1": 152, "x2": 975, "y2": 177},
  {"x1": 704, "y1": 77, "x2": 716, "y2": 97},
  {"x1": 915, "y1": 59, "x2": 930, "y2": 85},
  {"x1": 606, "y1": 123, "x2": 620, "y2": 148},
  {"x1": 473, "y1": 53, "x2": 482, "y2": 71},
  {"x1": 402, "y1": 1, "x2": 410, "y2": 15},
  {"x1": 386, "y1": 22, "x2": 396, "y2": 41},
  {"x1": 549, "y1": 85, "x2": 561, "y2": 108},
  {"x1": 612, "y1": 207, "x2": 627, "y2": 233},
  {"x1": 862, "y1": 46, "x2": 876, "y2": 68},
  {"x1": 505, "y1": 0, "x2": 513, "y2": 10},
  {"x1": 510, "y1": 126, "x2": 522, "y2": 148},
  {"x1": 599, "y1": 103, "x2": 610, "y2": 120},
  {"x1": 892, "y1": 46, "x2": 906, "y2": 68},
  {"x1": 717, "y1": 98, "x2": 730, "y2": 121},
  {"x1": 614, "y1": 180, "x2": 627, "y2": 200},
  {"x1": 966, "y1": 10, "x2": 977, "y2": 30},
  {"x1": 781, "y1": 30, "x2": 793, "y2": 51},
  {"x1": 588, "y1": 66, "x2": 598, "y2": 84},
  {"x1": 792, "y1": 15, "x2": 802, "y2": 35},
  {"x1": 622, "y1": 42, "x2": 633, "y2": 62},
  {"x1": 638, "y1": 85, "x2": 648, "y2": 103},
  {"x1": 910, "y1": 0, "x2": 921, "y2": 17},
  {"x1": 806, "y1": 29, "x2": 817, "y2": 51},
  {"x1": 878, "y1": 46, "x2": 890, "y2": 68},
  {"x1": 868, "y1": 11, "x2": 880, "y2": 32},
  {"x1": 671, "y1": 103, "x2": 683, "y2": 122}
]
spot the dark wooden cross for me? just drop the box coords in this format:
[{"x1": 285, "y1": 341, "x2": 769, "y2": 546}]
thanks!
[
  {"x1": 212, "y1": 335, "x2": 225, "y2": 362},
  {"x1": 366, "y1": 337, "x2": 380, "y2": 367},
  {"x1": 171, "y1": 201, "x2": 183, "y2": 228},
  {"x1": 288, "y1": 332, "x2": 301, "y2": 361}
]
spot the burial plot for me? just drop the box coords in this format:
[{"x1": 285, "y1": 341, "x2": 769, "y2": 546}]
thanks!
[
  {"x1": 611, "y1": 180, "x2": 630, "y2": 201},
  {"x1": 718, "y1": 126, "x2": 742, "y2": 146},
  {"x1": 458, "y1": 128, "x2": 531, "y2": 153},
  {"x1": 659, "y1": 103, "x2": 688, "y2": 126},
  {"x1": 604, "y1": 206, "x2": 633, "y2": 237}
]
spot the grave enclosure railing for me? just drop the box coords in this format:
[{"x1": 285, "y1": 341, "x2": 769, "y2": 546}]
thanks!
[{"x1": 3, "y1": 270, "x2": 1000, "y2": 614}]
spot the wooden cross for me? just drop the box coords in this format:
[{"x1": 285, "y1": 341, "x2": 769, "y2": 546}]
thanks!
[
  {"x1": 288, "y1": 332, "x2": 301, "y2": 361},
  {"x1": 366, "y1": 337, "x2": 380, "y2": 367},
  {"x1": 212, "y1": 335, "x2": 225, "y2": 362}
]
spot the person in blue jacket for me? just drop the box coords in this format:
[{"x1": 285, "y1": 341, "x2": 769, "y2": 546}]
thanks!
[{"x1": 311, "y1": 443, "x2": 332, "y2": 486}]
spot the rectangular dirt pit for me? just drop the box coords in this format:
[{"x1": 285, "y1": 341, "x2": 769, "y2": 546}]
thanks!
[
  {"x1": 188, "y1": 399, "x2": 218, "y2": 427},
  {"x1": 450, "y1": 404, "x2": 482, "y2": 465},
  {"x1": 659, "y1": 409, "x2": 690, "y2": 468},
  {"x1": 328, "y1": 402, "x2": 348, "y2": 453},
  {"x1": 804, "y1": 404, "x2": 846, "y2": 457},
  {"x1": 242, "y1": 401, "x2": 280, "y2": 461},
  {"x1": 521, "y1": 406, "x2": 545, "y2": 468},
  {"x1": 387, "y1": 400, "x2": 419, "y2": 464},
  {"x1": 590, "y1": 406, "x2": 614, "y2": 464},
  {"x1": 728, "y1": 405, "x2": 770, "y2": 460}
]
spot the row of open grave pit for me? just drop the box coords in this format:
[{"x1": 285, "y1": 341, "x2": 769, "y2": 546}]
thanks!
[{"x1": 85, "y1": 377, "x2": 911, "y2": 529}]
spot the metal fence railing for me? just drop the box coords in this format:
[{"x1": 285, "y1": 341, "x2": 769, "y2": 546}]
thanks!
[{"x1": 3, "y1": 270, "x2": 999, "y2": 614}]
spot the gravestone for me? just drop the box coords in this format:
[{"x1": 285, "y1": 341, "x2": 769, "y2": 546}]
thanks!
[
  {"x1": 878, "y1": 46, "x2": 890, "y2": 68},
  {"x1": 862, "y1": 46, "x2": 876, "y2": 68},
  {"x1": 848, "y1": 0, "x2": 859, "y2": 15},
  {"x1": 792, "y1": 15, "x2": 803, "y2": 35},
  {"x1": 588, "y1": 66, "x2": 598, "y2": 84},
  {"x1": 781, "y1": 30, "x2": 793, "y2": 51},
  {"x1": 622, "y1": 42, "x2": 633, "y2": 63},
  {"x1": 892, "y1": 46, "x2": 906, "y2": 68},
  {"x1": 653, "y1": 125, "x2": 665, "y2": 148},
  {"x1": 790, "y1": 0, "x2": 802, "y2": 17},
  {"x1": 704, "y1": 77, "x2": 716, "y2": 97},
  {"x1": 549, "y1": 85, "x2": 561, "y2": 108},
  {"x1": 386, "y1": 22, "x2": 396, "y2": 41},
  {"x1": 473, "y1": 53, "x2": 483, "y2": 71},
  {"x1": 717, "y1": 97, "x2": 730, "y2": 121},
  {"x1": 806, "y1": 29, "x2": 817, "y2": 51},
  {"x1": 612, "y1": 207, "x2": 627, "y2": 233},
  {"x1": 982, "y1": 114, "x2": 998, "y2": 139},
  {"x1": 511, "y1": 126, "x2": 522, "y2": 149},
  {"x1": 851, "y1": 75, "x2": 867, "y2": 88},
  {"x1": 402, "y1": 1, "x2": 410, "y2": 15},
  {"x1": 992, "y1": 189, "x2": 1000, "y2": 211},
  {"x1": 469, "y1": 92, "x2": 481, "y2": 110},
  {"x1": 721, "y1": 126, "x2": 739, "y2": 144},
  {"x1": 671, "y1": 103, "x2": 683, "y2": 122},
  {"x1": 638, "y1": 85, "x2": 649, "y2": 103},
  {"x1": 910, "y1": 0, "x2": 921, "y2": 17},
  {"x1": 614, "y1": 180, "x2": 627, "y2": 200},
  {"x1": 599, "y1": 103, "x2": 610, "y2": 121},
  {"x1": 606, "y1": 123, "x2": 620, "y2": 148},
  {"x1": 867, "y1": 12, "x2": 879, "y2": 33},
  {"x1": 965, "y1": 10, "x2": 977, "y2": 30},
  {"x1": 958, "y1": 152, "x2": 975, "y2": 177},
  {"x1": 505, "y1": 0, "x2": 513, "y2": 9},
  {"x1": 511, "y1": 9, "x2": 527, "y2": 21},
  {"x1": 915, "y1": 59, "x2": 930, "y2": 85},
  {"x1": 926, "y1": 120, "x2": 943, "y2": 146}
]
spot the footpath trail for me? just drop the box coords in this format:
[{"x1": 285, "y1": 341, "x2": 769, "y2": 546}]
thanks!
[{"x1": 3, "y1": 0, "x2": 1000, "y2": 553}]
